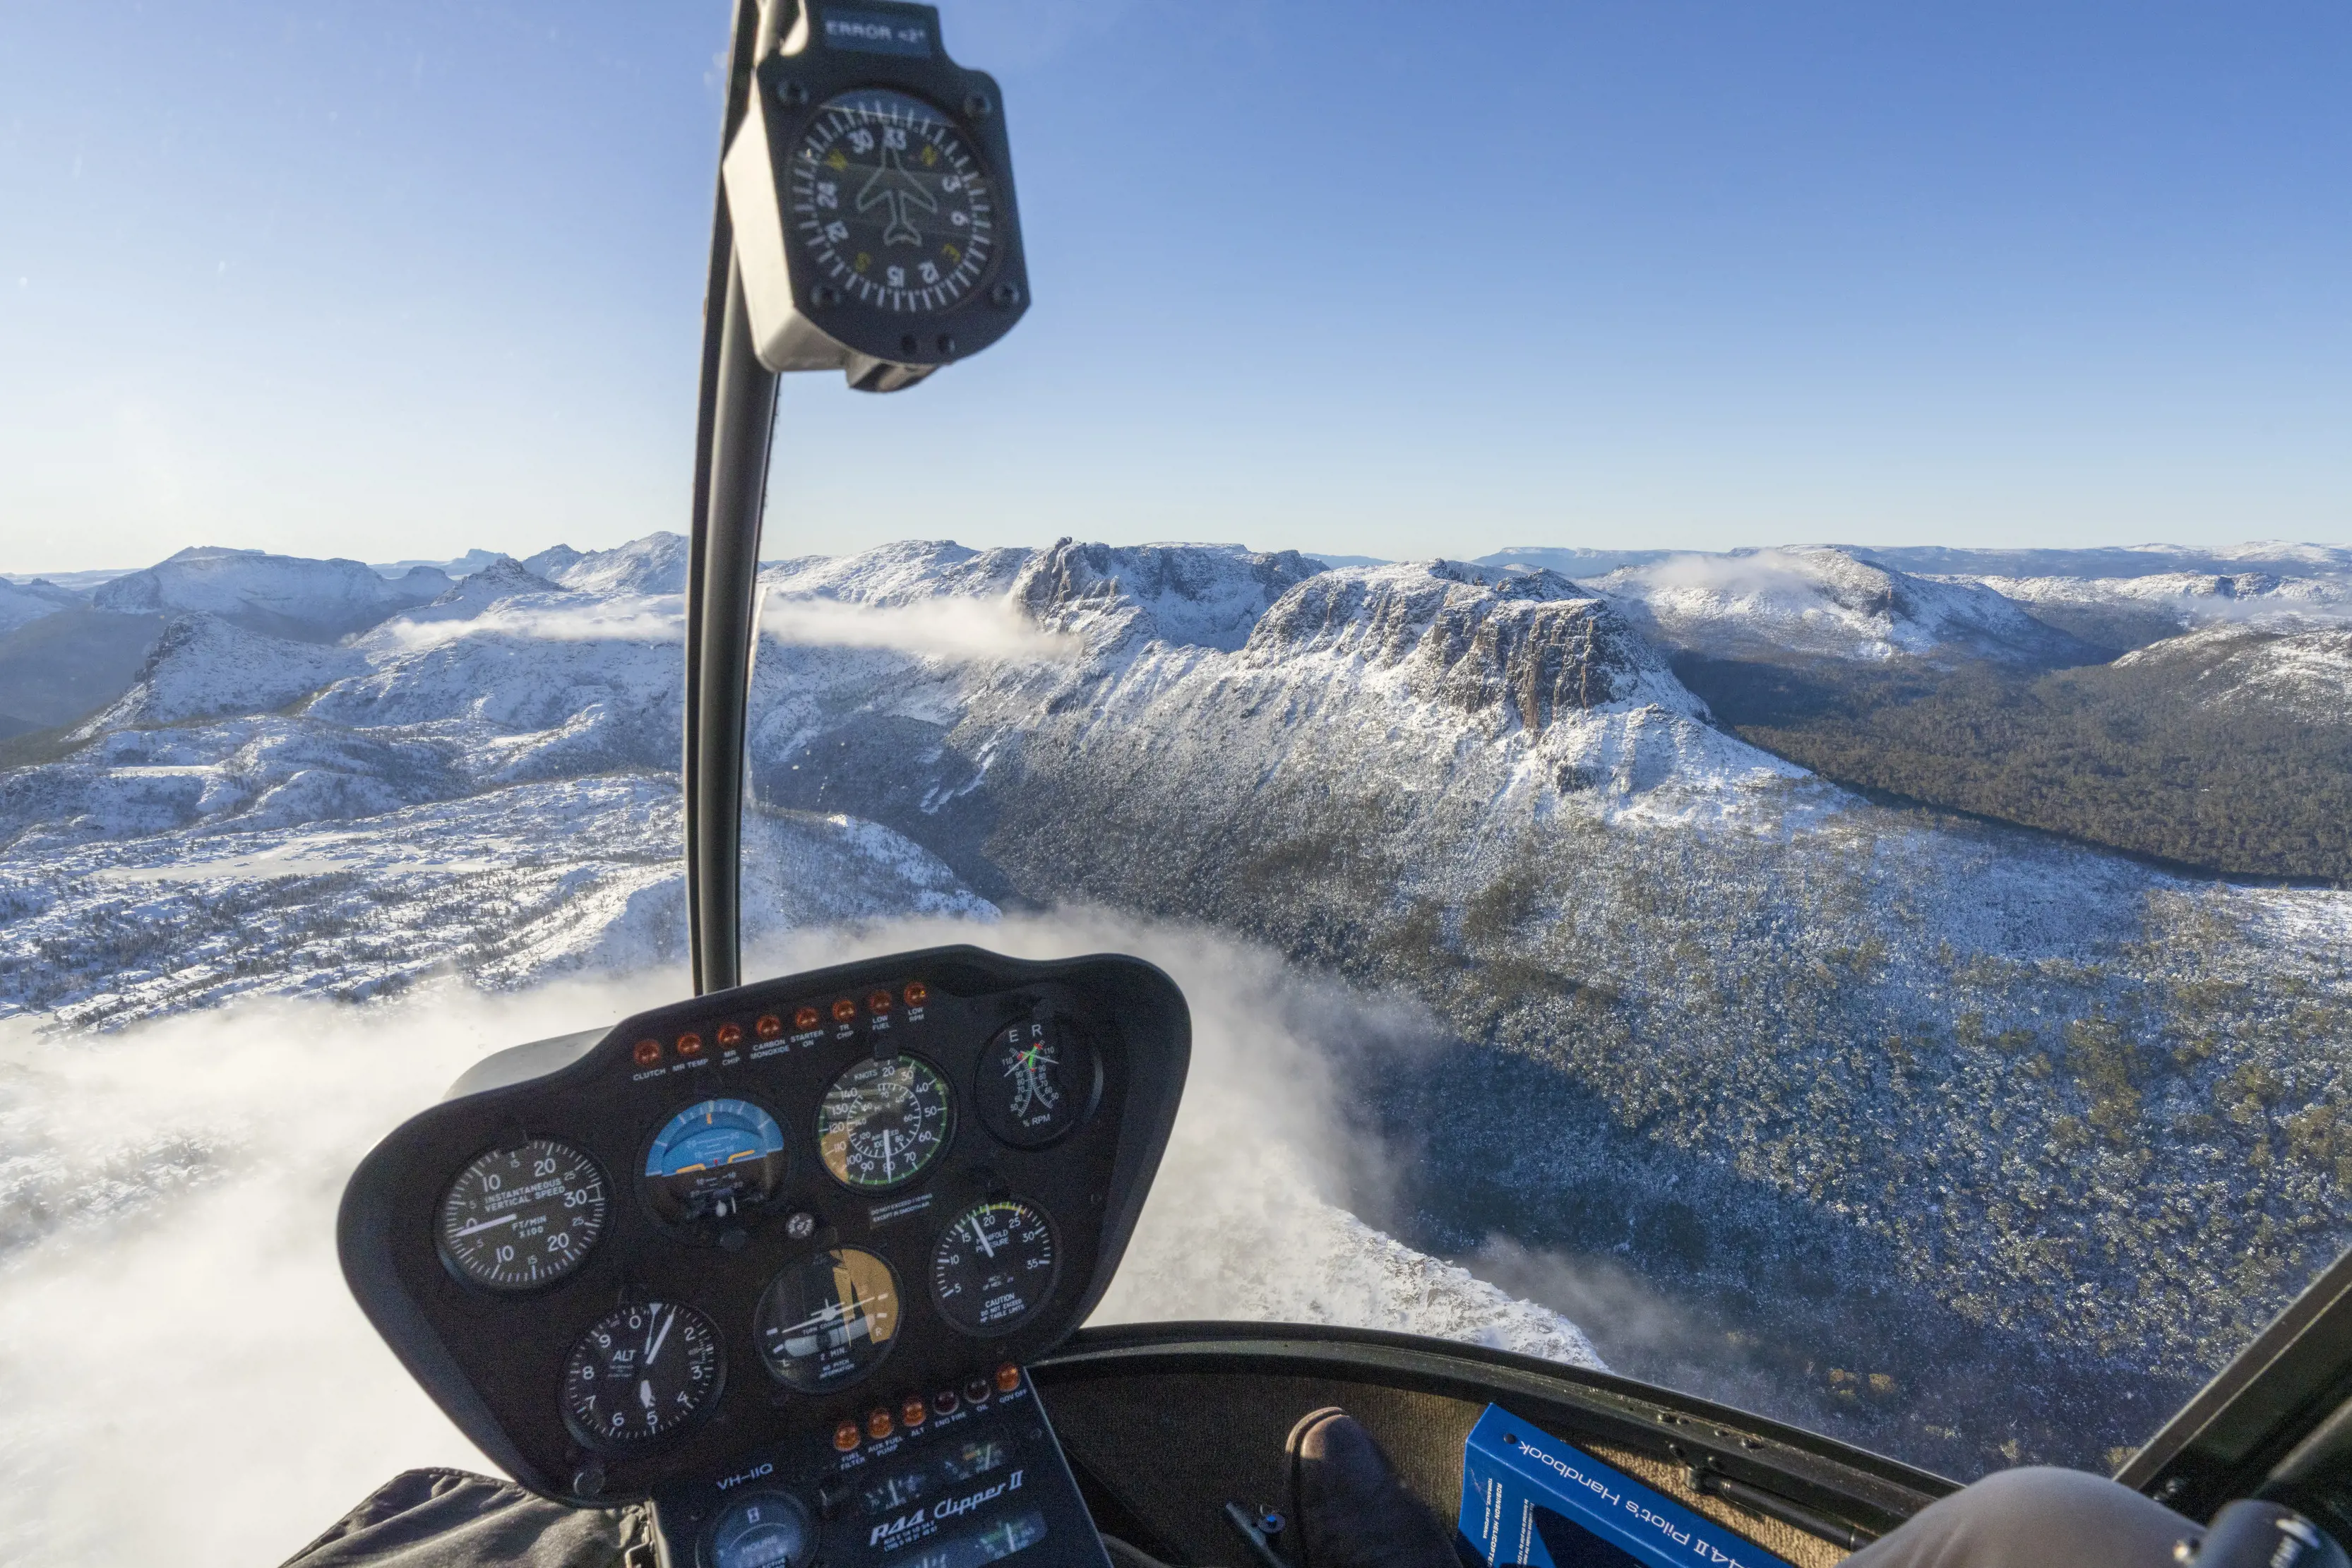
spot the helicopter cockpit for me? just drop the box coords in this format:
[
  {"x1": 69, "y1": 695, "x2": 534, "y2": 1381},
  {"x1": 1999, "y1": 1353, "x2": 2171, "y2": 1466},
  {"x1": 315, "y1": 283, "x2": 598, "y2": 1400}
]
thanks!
[
  {"x1": 11, "y1": 1, "x2": 2352, "y2": 1567},
  {"x1": 300, "y1": 7, "x2": 2352, "y2": 1568}
]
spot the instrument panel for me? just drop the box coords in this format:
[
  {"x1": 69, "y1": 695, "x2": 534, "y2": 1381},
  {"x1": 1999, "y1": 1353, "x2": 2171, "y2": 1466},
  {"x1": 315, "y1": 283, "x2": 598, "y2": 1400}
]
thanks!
[{"x1": 339, "y1": 945, "x2": 1188, "y2": 1512}]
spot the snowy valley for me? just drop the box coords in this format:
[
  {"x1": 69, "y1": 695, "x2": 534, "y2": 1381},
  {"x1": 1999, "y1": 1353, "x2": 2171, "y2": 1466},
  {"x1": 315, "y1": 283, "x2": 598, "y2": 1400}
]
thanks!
[{"x1": 2, "y1": 532, "x2": 2351, "y2": 1502}]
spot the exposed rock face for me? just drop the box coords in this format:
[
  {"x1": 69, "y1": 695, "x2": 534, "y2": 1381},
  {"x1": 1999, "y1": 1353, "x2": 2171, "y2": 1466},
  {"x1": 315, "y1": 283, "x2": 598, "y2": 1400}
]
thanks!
[
  {"x1": 1005, "y1": 539, "x2": 1329, "y2": 652},
  {"x1": 1246, "y1": 563, "x2": 1693, "y2": 732}
]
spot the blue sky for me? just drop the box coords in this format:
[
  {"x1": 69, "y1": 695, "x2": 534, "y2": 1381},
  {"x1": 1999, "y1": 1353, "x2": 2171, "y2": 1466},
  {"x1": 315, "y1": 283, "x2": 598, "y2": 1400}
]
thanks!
[{"x1": 1, "y1": 0, "x2": 2346, "y2": 572}]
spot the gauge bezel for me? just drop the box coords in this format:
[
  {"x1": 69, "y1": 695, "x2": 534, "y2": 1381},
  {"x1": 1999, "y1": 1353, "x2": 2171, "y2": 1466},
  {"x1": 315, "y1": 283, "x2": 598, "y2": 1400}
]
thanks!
[
  {"x1": 638, "y1": 1095, "x2": 793, "y2": 1233},
  {"x1": 814, "y1": 1051, "x2": 958, "y2": 1194},
  {"x1": 929, "y1": 1197, "x2": 1061, "y2": 1339},
  {"x1": 432, "y1": 1137, "x2": 612, "y2": 1295},
  {"x1": 559, "y1": 1299, "x2": 728, "y2": 1454},
  {"x1": 752, "y1": 1245, "x2": 907, "y2": 1392},
  {"x1": 971, "y1": 1015, "x2": 1103, "y2": 1151},
  {"x1": 700, "y1": 1488, "x2": 817, "y2": 1568}
]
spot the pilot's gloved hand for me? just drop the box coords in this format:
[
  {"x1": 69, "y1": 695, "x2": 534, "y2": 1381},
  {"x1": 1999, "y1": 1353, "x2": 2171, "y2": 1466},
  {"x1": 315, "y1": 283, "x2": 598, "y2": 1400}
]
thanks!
[{"x1": 1284, "y1": 1407, "x2": 1461, "y2": 1568}]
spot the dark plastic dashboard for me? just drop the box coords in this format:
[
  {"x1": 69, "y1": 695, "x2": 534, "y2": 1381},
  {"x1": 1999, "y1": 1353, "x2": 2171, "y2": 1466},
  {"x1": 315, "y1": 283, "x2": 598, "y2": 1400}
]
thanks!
[{"x1": 338, "y1": 945, "x2": 1188, "y2": 1516}]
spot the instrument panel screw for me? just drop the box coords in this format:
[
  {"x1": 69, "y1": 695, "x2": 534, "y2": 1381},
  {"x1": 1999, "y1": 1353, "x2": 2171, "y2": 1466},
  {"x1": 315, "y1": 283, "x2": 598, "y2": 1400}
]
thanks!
[
  {"x1": 812, "y1": 285, "x2": 842, "y2": 309},
  {"x1": 990, "y1": 282, "x2": 1022, "y2": 309},
  {"x1": 572, "y1": 1463, "x2": 606, "y2": 1497},
  {"x1": 962, "y1": 91, "x2": 992, "y2": 119},
  {"x1": 777, "y1": 80, "x2": 810, "y2": 105},
  {"x1": 787, "y1": 1211, "x2": 818, "y2": 1240}
]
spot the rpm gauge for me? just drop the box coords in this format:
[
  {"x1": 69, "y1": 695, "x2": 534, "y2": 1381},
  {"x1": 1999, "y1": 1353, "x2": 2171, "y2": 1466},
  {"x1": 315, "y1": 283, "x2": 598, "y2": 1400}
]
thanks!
[
  {"x1": 436, "y1": 1139, "x2": 608, "y2": 1291},
  {"x1": 973, "y1": 1017, "x2": 1096, "y2": 1149},
  {"x1": 817, "y1": 1055, "x2": 953, "y2": 1191},
  {"x1": 756, "y1": 1247, "x2": 903, "y2": 1392},
  {"x1": 643, "y1": 1098, "x2": 788, "y2": 1226},
  {"x1": 931, "y1": 1199, "x2": 1058, "y2": 1336},
  {"x1": 561, "y1": 1300, "x2": 723, "y2": 1451}
]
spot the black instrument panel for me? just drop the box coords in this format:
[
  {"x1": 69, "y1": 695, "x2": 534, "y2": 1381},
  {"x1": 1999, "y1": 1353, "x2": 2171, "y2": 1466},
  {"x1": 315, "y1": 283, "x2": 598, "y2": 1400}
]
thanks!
[{"x1": 339, "y1": 946, "x2": 1188, "y2": 1507}]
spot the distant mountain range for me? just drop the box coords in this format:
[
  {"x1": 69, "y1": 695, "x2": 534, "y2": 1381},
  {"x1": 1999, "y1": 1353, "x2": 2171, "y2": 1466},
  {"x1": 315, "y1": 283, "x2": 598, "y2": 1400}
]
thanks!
[{"x1": 4, "y1": 529, "x2": 2351, "y2": 1473}]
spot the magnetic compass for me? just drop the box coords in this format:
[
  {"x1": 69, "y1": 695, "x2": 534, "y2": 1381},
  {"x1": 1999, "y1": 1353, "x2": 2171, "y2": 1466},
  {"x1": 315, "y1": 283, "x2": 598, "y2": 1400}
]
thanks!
[
  {"x1": 790, "y1": 90, "x2": 996, "y2": 316},
  {"x1": 720, "y1": 2, "x2": 1029, "y2": 389}
]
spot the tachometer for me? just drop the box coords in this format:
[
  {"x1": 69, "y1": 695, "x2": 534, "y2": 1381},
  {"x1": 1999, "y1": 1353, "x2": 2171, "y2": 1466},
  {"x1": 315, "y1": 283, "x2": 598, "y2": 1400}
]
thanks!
[
  {"x1": 643, "y1": 1098, "x2": 788, "y2": 1226},
  {"x1": 561, "y1": 1301, "x2": 723, "y2": 1450},
  {"x1": 972, "y1": 1017, "x2": 1095, "y2": 1149},
  {"x1": 931, "y1": 1199, "x2": 1057, "y2": 1336},
  {"x1": 436, "y1": 1139, "x2": 609, "y2": 1291},
  {"x1": 817, "y1": 1055, "x2": 953, "y2": 1190},
  {"x1": 755, "y1": 1245, "x2": 905, "y2": 1391}
]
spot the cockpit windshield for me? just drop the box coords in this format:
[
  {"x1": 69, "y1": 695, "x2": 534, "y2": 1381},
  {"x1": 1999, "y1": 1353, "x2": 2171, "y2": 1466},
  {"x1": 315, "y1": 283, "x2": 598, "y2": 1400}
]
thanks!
[{"x1": 4, "y1": 4, "x2": 2349, "y2": 1564}]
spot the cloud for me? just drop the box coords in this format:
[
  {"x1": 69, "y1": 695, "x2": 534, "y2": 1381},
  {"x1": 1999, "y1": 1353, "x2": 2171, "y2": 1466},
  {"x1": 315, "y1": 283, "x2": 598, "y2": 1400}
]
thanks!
[
  {"x1": 758, "y1": 594, "x2": 1080, "y2": 663},
  {"x1": 381, "y1": 596, "x2": 685, "y2": 650},
  {"x1": 0, "y1": 911, "x2": 1592, "y2": 1568},
  {"x1": 1616, "y1": 549, "x2": 1837, "y2": 598}
]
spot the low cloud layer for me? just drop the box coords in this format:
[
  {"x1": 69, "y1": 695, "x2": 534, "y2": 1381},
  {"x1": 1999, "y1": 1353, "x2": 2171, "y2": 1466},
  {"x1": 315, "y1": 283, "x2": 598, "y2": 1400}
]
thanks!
[
  {"x1": 0, "y1": 911, "x2": 1592, "y2": 1567},
  {"x1": 758, "y1": 594, "x2": 1080, "y2": 663},
  {"x1": 381, "y1": 597, "x2": 686, "y2": 650}
]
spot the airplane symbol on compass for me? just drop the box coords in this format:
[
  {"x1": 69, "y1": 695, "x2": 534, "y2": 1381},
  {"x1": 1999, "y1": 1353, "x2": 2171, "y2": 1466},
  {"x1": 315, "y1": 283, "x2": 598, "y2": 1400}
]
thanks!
[{"x1": 856, "y1": 138, "x2": 938, "y2": 246}]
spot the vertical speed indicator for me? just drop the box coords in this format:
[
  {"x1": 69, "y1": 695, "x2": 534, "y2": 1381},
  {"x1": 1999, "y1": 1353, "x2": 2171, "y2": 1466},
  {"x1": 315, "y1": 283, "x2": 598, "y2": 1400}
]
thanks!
[
  {"x1": 789, "y1": 89, "x2": 997, "y2": 314},
  {"x1": 436, "y1": 1139, "x2": 608, "y2": 1291}
]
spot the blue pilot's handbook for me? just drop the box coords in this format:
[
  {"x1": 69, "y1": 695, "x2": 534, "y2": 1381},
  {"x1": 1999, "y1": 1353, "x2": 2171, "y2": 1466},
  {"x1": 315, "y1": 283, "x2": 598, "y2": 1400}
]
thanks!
[{"x1": 1457, "y1": 1404, "x2": 1795, "y2": 1568}]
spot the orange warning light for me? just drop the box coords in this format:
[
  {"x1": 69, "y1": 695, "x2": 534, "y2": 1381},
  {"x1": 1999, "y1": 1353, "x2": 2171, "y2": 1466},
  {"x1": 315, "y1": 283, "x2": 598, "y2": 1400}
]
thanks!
[
  {"x1": 900, "y1": 1394, "x2": 929, "y2": 1428},
  {"x1": 831, "y1": 998, "x2": 858, "y2": 1024},
  {"x1": 865, "y1": 1406, "x2": 895, "y2": 1441},
  {"x1": 994, "y1": 1363, "x2": 1021, "y2": 1394},
  {"x1": 903, "y1": 981, "x2": 929, "y2": 1007},
  {"x1": 832, "y1": 1418, "x2": 861, "y2": 1452},
  {"x1": 755, "y1": 1015, "x2": 784, "y2": 1040},
  {"x1": 632, "y1": 1039, "x2": 663, "y2": 1067},
  {"x1": 794, "y1": 1006, "x2": 822, "y2": 1032},
  {"x1": 866, "y1": 989, "x2": 894, "y2": 1014},
  {"x1": 714, "y1": 1022, "x2": 743, "y2": 1048},
  {"x1": 676, "y1": 1031, "x2": 705, "y2": 1057}
]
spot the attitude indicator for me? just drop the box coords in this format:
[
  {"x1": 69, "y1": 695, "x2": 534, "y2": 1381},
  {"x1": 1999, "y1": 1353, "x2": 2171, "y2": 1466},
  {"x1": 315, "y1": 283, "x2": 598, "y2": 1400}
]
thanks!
[{"x1": 755, "y1": 1247, "x2": 904, "y2": 1391}]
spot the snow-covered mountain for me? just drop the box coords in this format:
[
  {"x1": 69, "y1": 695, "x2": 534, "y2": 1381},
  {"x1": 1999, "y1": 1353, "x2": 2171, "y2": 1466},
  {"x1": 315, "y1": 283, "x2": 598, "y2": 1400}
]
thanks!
[
  {"x1": 92, "y1": 546, "x2": 452, "y2": 642},
  {"x1": 0, "y1": 577, "x2": 84, "y2": 635},
  {"x1": 71, "y1": 616, "x2": 367, "y2": 736},
  {"x1": 1967, "y1": 570, "x2": 2352, "y2": 640},
  {"x1": 2110, "y1": 623, "x2": 2352, "y2": 719},
  {"x1": 8, "y1": 529, "x2": 2352, "y2": 1480},
  {"x1": 525, "y1": 532, "x2": 691, "y2": 595},
  {"x1": 1586, "y1": 546, "x2": 2089, "y2": 664}
]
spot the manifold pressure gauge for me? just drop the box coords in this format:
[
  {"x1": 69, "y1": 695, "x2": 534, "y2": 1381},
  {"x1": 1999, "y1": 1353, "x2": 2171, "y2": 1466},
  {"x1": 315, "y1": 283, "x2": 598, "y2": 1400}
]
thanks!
[{"x1": 723, "y1": 1, "x2": 1029, "y2": 392}]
